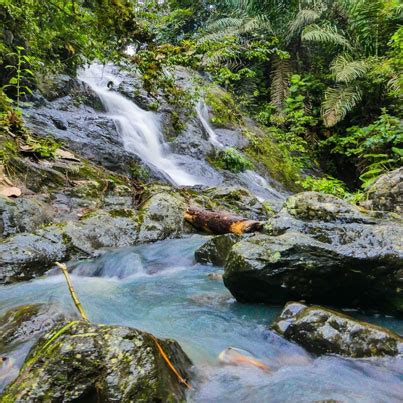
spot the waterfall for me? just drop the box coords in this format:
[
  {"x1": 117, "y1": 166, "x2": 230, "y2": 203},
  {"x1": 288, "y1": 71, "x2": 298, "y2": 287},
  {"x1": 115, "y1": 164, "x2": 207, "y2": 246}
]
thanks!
[
  {"x1": 78, "y1": 64, "x2": 199, "y2": 187},
  {"x1": 196, "y1": 100, "x2": 223, "y2": 148}
]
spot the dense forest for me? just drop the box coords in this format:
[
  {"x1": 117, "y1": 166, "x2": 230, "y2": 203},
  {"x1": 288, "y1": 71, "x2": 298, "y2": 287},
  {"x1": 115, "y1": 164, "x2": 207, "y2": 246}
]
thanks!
[
  {"x1": 0, "y1": 1, "x2": 402, "y2": 402},
  {"x1": 1, "y1": 0, "x2": 401, "y2": 195}
]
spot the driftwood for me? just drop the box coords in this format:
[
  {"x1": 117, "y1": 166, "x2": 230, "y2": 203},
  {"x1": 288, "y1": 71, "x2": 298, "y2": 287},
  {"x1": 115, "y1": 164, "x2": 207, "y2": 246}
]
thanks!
[
  {"x1": 184, "y1": 207, "x2": 263, "y2": 235},
  {"x1": 55, "y1": 262, "x2": 89, "y2": 322}
]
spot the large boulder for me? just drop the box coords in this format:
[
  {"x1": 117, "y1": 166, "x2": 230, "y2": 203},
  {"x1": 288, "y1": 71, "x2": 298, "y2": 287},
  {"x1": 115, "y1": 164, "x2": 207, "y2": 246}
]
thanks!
[
  {"x1": 361, "y1": 167, "x2": 403, "y2": 214},
  {"x1": 223, "y1": 224, "x2": 403, "y2": 313},
  {"x1": 1, "y1": 321, "x2": 192, "y2": 402},
  {"x1": 137, "y1": 190, "x2": 187, "y2": 242},
  {"x1": 272, "y1": 302, "x2": 403, "y2": 358},
  {"x1": 63, "y1": 210, "x2": 139, "y2": 255},
  {"x1": 0, "y1": 304, "x2": 74, "y2": 393},
  {"x1": 284, "y1": 192, "x2": 368, "y2": 223}
]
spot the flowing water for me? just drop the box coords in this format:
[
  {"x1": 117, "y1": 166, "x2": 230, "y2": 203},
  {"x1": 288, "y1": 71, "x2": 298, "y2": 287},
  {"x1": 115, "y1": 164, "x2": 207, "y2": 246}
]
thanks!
[
  {"x1": 1, "y1": 236, "x2": 402, "y2": 402},
  {"x1": 78, "y1": 64, "x2": 200, "y2": 187}
]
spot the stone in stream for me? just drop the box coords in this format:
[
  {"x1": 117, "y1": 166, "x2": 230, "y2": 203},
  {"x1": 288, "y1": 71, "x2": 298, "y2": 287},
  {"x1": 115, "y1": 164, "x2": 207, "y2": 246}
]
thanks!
[
  {"x1": 272, "y1": 302, "x2": 403, "y2": 358},
  {"x1": 1, "y1": 321, "x2": 192, "y2": 402},
  {"x1": 0, "y1": 304, "x2": 74, "y2": 393},
  {"x1": 222, "y1": 192, "x2": 403, "y2": 313}
]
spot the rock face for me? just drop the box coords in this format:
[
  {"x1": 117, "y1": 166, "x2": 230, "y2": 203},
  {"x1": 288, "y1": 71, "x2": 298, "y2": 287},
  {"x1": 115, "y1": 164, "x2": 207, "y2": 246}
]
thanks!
[
  {"x1": 361, "y1": 167, "x2": 403, "y2": 214},
  {"x1": 223, "y1": 192, "x2": 403, "y2": 313},
  {"x1": 272, "y1": 302, "x2": 403, "y2": 358},
  {"x1": 1, "y1": 321, "x2": 192, "y2": 402}
]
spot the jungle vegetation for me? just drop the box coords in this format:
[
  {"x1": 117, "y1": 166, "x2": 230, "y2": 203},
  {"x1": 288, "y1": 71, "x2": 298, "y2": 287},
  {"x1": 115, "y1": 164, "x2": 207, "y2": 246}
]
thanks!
[{"x1": 0, "y1": 0, "x2": 402, "y2": 196}]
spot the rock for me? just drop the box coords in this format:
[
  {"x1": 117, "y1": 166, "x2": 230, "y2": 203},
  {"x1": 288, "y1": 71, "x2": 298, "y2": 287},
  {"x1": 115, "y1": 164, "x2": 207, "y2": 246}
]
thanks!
[
  {"x1": 63, "y1": 210, "x2": 139, "y2": 254},
  {"x1": 195, "y1": 234, "x2": 239, "y2": 266},
  {"x1": 0, "y1": 196, "x2": 53, "y2": 238},
  {"x1": 361, "y1": 167, "x2": 403, "y2": 214},
  {"x1": 0, "y1": 304, "x2": 73, "y2": 393},
  {"x1": 0, "y1": 232, "x2": 68, "y2": 284},
  {"x1": 223, "y1": 226, "x2": 403, "y2": 313},
  {"x1": 272, "y1": 302, "x2": 403, "y2": 358},
  {"x1": 0, "y1": 304, "x2": 71, "y2": 349},
  {"x1": 285, "y1": 192, "x2": 368, "y2": 223},
  {"x1": 193, "y1": 186, "x2": 269, "y2": 220},
  {"x1": 137, "y1": 191, "x2": 187, "y2": 242},
  {"x1": 1, "y1": 321, "x2": 192, "y2": 402}
]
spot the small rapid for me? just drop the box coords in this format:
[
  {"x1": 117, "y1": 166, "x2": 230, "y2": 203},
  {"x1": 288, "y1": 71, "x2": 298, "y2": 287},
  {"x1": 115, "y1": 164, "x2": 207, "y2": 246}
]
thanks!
[
  {"x1": 78, "y1": 64, "x2": 199, "y2": 186},
  {"x1": 1, "y1": 237, "x2": 402, "y2": 401}
]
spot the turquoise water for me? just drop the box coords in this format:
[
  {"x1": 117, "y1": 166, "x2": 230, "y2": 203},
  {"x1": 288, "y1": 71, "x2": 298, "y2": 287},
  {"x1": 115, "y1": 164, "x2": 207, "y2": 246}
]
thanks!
[{"x1": 1, "y1": 235, "x2": 402, "y2": 402}]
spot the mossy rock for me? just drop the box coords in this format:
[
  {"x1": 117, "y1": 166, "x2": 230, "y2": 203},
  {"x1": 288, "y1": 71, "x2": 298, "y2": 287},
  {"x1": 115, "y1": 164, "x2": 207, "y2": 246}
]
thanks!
[
  {"x1": 272, "y1": 302, "x2": 403, "y2": 358},
  {"x1": 195, "y1": 234, "x2": 240, "y2": 266},
  {"x1": 1, "y1": 321, "x2": 192, "y2": 402}
]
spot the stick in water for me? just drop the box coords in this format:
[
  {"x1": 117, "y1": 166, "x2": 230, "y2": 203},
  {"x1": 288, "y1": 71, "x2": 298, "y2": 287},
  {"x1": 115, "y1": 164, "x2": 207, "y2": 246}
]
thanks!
[{"x1": 55, "y1": 262, "x2": 89, "y2": 322}]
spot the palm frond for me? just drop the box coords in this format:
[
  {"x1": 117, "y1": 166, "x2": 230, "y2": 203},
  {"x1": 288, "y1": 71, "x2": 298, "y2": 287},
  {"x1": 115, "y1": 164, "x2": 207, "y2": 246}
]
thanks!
[
  {"x1": 330, "y1": 54, "x2": 370, "y2": 83},
  {"x1": 302, "y1": 24, "x2": 350, "y2": 48},
  {"x1": 322, "y1": 85, "x2": 362, "y2": 127},
  {"x1": 288, "y1": 9, "x2": 320, "y2": 41},
  {"x1": 270, "y1": 56, "x2": 292, "y2": 112}
]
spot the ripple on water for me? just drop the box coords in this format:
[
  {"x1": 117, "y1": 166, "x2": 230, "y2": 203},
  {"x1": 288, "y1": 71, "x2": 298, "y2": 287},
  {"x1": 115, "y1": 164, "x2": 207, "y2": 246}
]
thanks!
[{"x1": 0, "y1": 235, "x2": 402, "y2": 401}]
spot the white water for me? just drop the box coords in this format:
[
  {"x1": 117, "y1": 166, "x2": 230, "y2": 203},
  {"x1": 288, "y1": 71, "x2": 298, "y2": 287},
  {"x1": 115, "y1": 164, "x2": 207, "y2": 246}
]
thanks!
[
  {"x1": 196, "y1": 100, "x2": 223, "y2": 148},
  {"x1": 78, "y1": 64, "x2": 199, "y2": 186}
]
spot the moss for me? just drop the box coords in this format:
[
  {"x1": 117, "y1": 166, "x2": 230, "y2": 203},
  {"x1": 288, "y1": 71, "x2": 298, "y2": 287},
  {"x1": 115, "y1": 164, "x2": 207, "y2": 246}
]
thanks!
[
  {"x1": 243, "y1": 128, "x2": 303, "y2": 191},
  {"x1": 205, "y1": 86, "x2": 242, "y2": 128},
  {"x1": 108, "y1": 209, "x2": 135, "y2": 218},
  {"x1": 208, "y1": 148, "x2": 253, "y2": 173}
]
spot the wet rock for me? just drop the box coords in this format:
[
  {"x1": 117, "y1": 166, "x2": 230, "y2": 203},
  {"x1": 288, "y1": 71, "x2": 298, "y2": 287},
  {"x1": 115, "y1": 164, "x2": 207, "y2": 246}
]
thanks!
[
  {"x1": 195, "y1": 234, "x2": 239, "y2": 266},
  {"x1": 0, "y1": 232, "x2": 68, "y2": 284},
  {"x1": 0, "y1": 304, "x2": 72, "y2": 349},
  {"x1": 63, "y1": 210, "x2": 139, "y2": 254},
  {"x1": 193, "y1": 186, "x2": 268, "y2": 220},
  {"x1": 1, "y1": 321, "x2": 192, "y2": 402},
  {"x1": 272, "y1": 302, "x2": 403, "y2": 358},
  {"x1": 361, "y1": 167, "x2": 403, "y2": 214},
  {"x1": 223, "y1": 226, "x2": 403, "y2": 313},
  {"x1": 0, "y1": 196, "x2": 53, "y2": 237},
  {"x1": 138, "y1": 191, "x2": 187, "y2": 242},
  {"x1": 285, "y1": 192, "x2": 368, "y2": 223}
]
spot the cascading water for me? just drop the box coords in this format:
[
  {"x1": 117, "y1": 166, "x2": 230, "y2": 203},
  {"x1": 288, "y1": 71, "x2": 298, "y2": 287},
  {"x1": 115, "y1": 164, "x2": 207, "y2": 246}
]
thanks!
[
  {"x1": 196, "y1": 100, "x2": 223, "y2": 148},
  {"x1": 78, "y1": 64, "x2": 199, "y2": 187}
]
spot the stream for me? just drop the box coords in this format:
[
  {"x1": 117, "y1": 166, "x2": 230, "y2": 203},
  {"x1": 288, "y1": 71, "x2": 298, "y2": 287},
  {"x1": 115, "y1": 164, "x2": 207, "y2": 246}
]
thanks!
[{"x1": 1, "y1": 236, "x2": 402, "y2": 402}]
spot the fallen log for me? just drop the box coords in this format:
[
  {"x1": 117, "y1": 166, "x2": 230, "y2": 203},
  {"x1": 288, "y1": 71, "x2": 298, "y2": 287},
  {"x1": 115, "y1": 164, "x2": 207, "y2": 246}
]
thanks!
[{"x1": 184, "y1": 207, "x2": 263, "y2": 235}]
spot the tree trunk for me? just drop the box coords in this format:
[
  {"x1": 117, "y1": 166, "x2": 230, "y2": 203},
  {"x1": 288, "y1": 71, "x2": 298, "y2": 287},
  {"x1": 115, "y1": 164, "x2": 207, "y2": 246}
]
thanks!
[{"x1": 184, "y1": 207, "x2": 263, "y2": 235}]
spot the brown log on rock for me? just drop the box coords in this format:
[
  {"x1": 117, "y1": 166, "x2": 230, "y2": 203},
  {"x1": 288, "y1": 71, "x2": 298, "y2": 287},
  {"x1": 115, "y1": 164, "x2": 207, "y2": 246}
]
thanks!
[{"x1": 184, "y1": 207, "x2": 263, "y2": 235}]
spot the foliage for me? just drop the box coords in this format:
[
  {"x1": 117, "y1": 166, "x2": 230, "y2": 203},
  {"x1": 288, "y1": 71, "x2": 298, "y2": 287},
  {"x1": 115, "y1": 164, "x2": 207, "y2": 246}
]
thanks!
[
  {"x1": 298, "y1": 175, "x2": 351, "y2": 199},
  {"x1": 211, "y1": 148, "x2": 254, "y2": 173},
  {"x1": 324, "y1": 110, "x2": 402, "y2": 187},
  {"x1": 204, "y1": 86, "x2": 242, "y2": 128},
  {"x1": 25, "y1": 135, "x2": 60, "y2": 159}
]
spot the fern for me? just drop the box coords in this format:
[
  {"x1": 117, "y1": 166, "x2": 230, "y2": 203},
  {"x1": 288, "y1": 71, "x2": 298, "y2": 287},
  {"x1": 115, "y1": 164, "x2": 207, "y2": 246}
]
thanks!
[
  {"x1": 302, "y1": 24, "x2": 350, "y2": 48},
  {"x1": 288, "y1": 9, "x2": 320, "y2": 41},
  {"x1": 270, "y1": 56, "x2": 292, "y2": 112},
  {"x1": 330, "y1": 54, "x2": 371, "y2": 83},
  {"x1": 322, "y1": 85, "x2": 362, "y2": 127}
]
